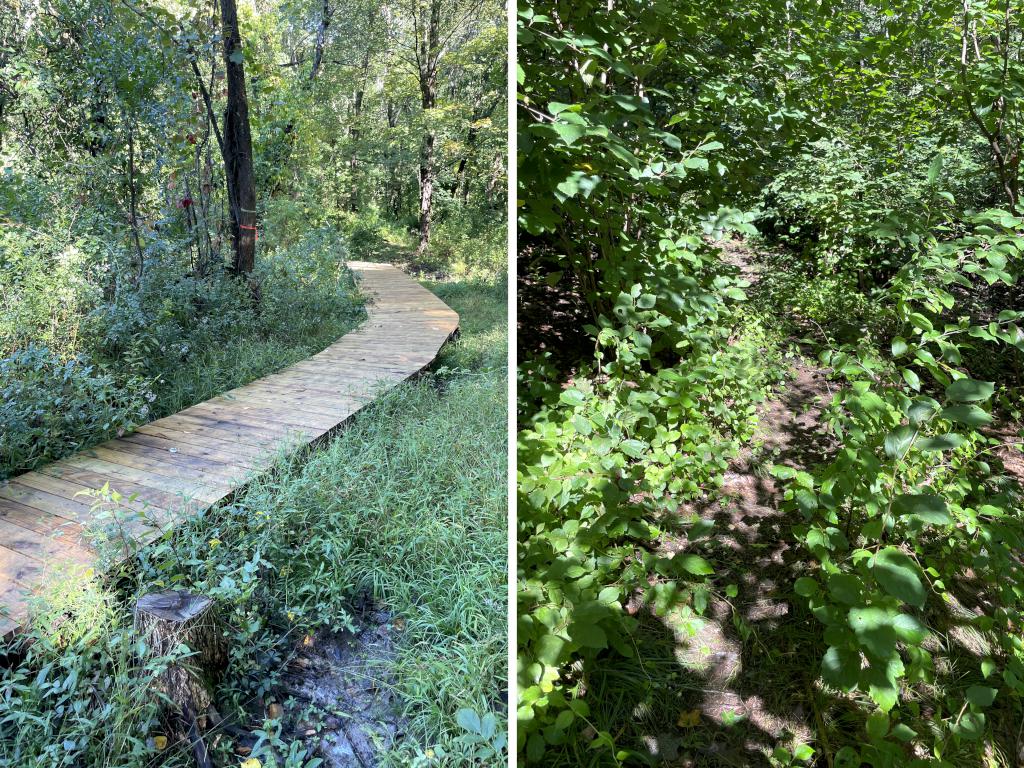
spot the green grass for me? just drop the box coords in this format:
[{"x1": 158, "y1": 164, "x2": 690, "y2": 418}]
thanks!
[{"x1": 0, "y1": 276, "x2": 508, "y2": 768}]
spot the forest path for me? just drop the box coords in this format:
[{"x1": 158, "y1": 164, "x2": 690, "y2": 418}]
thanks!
[
  {"x1": 641, "y1": 240, "x2": 838, "y2": 765},
  {"x1": 0, "y1": 262, "x2": 459, "y2": 636}
]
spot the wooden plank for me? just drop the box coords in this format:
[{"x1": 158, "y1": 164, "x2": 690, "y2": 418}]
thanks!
[
  {"x1": 184, "y1": 399, "x2": 339, "y2": 431},
  {"x1": 11, "y1": 472, "x2": 178, "y2": 530},
  {"x1": 118, "y1": 433, "x2": 262, "y2": 473},
  {"x1": 0, "y1": 497, "x2": 87, "y2": 541},
  {"x1": 0, "y1": 517, "x2": 92, "y2": 564},
  {"x1": 129, "y1": 425, "x2": 271, "y2": 463},
  {"x1": 0, "y1": 481, "x2": 99, "y2": 524},
  {"x1": 83, "y1": 444, "x2": 243, "y2": 484},
  {"x1": 44, "y1": 455, "x2": 229, "y2": 506}
]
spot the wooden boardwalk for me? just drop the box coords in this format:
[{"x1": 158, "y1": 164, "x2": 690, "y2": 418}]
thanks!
[{"x1": 0, "y1": 262, "x2": 459, "y2": 635}]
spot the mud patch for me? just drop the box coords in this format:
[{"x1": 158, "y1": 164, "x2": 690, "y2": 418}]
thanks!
[{"x1": 228, "y1": 607, "x2": 407, "y2": 767}]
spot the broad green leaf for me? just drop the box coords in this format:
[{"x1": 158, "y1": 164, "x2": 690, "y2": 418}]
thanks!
[
  {"x1": 572, "y1": 622, "x2": 607, "y2": 649},
  {"x1": 821, "y1": 646, "x2": 861, "y2": 691},
  {"x1": 917, "y1": 433, "x2": 964, "y2": 452},
  {"x1": 827, "y1": 573, "x2": 861, "y2": 605},
  {"x1": 884, "y1": 426, "x2": 916, "y2": 460},
  {"x1": 866, "y1": 710, "x2": 889, "y2": 740},
  {"x1": 559, "y1": 389, "x2": 586, "y2": 406},
  {"x1": 848, "y1": 607, "x2": 898, "y2": 659},
  {"x1": 940, "y1": 404, "x2": 993, "y2": 427},
  {"x1": 677, "y1": 554, "x2": 713, "y2": 575},
  {"x1": 619, "y1": 439, "x2": 647, "y2": 458},
  {"x1": 456, "y1": 708, "x2": 482, "y2": 734},
  {"x1": 891, "y1": 494, "x2": 951, "y2": 525},
  {"x1": 872, "y1": 547, "x2": 927, "y2": 608},
  {"x1": 966, "y1": 685, "x2": 997, "y2": 708},
  {"x1": 945, "y1": 379, "x2": 994, "y2": 402},
  {"x1": 794, "y1": 577, "x2": 818, "y2": 596}
]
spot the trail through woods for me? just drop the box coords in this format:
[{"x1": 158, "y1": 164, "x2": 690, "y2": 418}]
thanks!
[{"x1": 631, "y1": 242, "x2": 838, "y2": 763}]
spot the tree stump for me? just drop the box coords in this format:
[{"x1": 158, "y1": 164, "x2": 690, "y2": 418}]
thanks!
[{"x1": 134, "y1": 590, "x2": 227, "y2": 738}]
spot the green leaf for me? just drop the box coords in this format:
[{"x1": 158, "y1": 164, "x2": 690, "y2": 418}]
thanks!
[
  {"x1": 945, "y1": 378, "x2": 995, "y2": 402},
  {"x1": 902, "y1": 368, "x2": 921, "y2": 391},
  {"x1": 927, "y1": 153, "x2": 943, "y2": 185},
  {"x1": 535, "y1": 634, "x2": 566, "y2": 666},
  {"x1": 822, "y1": 646, "x2": 861, "y2": 691},
  {"x1": 551, "y1": 121, "x2": 586, "y2": 146},
  {"x1": 866, "y1": 710, "x2": 889, "y2": 740},
  {"x1": 872, "y1": 547, "x2": 927, "y2": 608},
  {"x1": 827, "y1": 573, "x2": 861, "y2": 605},
  {"x1": 966, "y1": 685, "x2": 997, "y2": 708},
  {"x1": 892, "y1": 613, "x2": 928, "y2": 643},
  {"x1": 848, "y1": 607, "x2": 898, "y2": 660},
  {"x1": 677, "y1": 554, "x2": 713, "y2": 576},
  {"x1": 456, "y1": 708, "x2": 482, "y2": 734},
  {"x1": 940, "y1": 404, "x2": 993, "y2": 427},
  {"x1": 559, "y1": 389, "x2": 586, "y2": 407},
  {"x1": 891, "y1": 723, "x2": 917, "y2": 742},
  {"x1": 861, "y1": 656, "x2": 903, "y2": 712},
  {"x1": 891, "y1": 494, "x2": 951, "y2": 525},
  {"x1": 884, "y1": 426, "x2": 916, "y2": 460},
  {"x1": 891, "y1": 337, "x2": 908, "y2": 357},
  {"x1": 619, "y1": 439, "x2": 647, "y2": 458},
  {"x1": 572, "y1": 622, "x2": 608, "y2": 649},
  {"x1": 794, "y1": 577, "x2": 819, "y2": 597},
  {"x1": 917, "y1": 433, "x2": 964, "y2": 452}
]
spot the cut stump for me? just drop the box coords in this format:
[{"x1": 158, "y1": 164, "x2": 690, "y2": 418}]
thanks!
[{"x1": 134, "y1": 589, "x2": 227, "y2": 742}]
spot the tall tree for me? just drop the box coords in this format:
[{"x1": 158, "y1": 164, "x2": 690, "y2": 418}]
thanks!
[
  {"x1": 403, "y1": 0, "x2": 487, "y2": 255},
  {"x1": 220, "y1": 0, "x2": 257, "y2": 274}
]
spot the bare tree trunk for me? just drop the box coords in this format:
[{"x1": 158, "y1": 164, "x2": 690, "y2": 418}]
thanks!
[
  {"x1": 416, "y1": 0, "x2": 440, "y2": 256},
  {"x1": 220, "y1": 0, "x2": 257, "y2": 274},
  {"x1": 385, "y1": 100, "x2": 402, "y2": 216},
  {"x1": 309, "y1": 0, "x2": 331, "y2": 81},
  {"x1": 125, "y1": 122, "x2": 145, "y2": 282}
]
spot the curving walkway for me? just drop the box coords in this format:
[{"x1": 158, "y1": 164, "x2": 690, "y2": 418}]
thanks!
[{"x1": 0, "y1": 262, "x2": 459, "y2": 635}]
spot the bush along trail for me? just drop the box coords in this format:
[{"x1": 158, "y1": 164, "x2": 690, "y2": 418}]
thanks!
[{"x1": 516, "y1": 1, "x2": 1024, "y2": 764}]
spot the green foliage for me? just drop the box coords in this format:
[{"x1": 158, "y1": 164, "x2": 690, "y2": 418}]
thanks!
[
  {"x1": 775, "y1": 209, "x2": 1024, "y2": 757},
  {"x1": 519, "y1": 0, "x2": 1024, "y2": 764},
  {"x1": 0, "y1": 345, "x2": 151, "y2": 479}
]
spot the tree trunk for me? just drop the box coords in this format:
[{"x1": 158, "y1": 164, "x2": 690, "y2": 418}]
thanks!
[
  {"x1": 134, "y1": 590, "x2": 226, "y2": 759},
  {"x1": 220, "y1": 0, "x2": 257, "y2": 275},
  {"x1": 385, "y1": 100, "x2": 402, "y2": 217},
  {"x1": 348, "y1": 47, "x2": 371, "y2": 212},
  {"x1": 309, "y1": 0, "x2": 331, "y2": 81},
  {"x1": 126, "y1": 122, "x2": 144, "y2": 282},
  {"x1": 416, "y1": 0, "x2": 440, "y2": 257}
]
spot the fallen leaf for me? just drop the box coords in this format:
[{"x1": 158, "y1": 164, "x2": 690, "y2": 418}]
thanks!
[
  {"x1": 266, "y1": 703, "x2": 283, "y2": 720},
  {"x1": 240, "y1": 759, "x2": 261, "y2": 768},
  {"x1": 153, "y1": 735, "x2": 167, "y2": 751},
  {"x1": 677, "y1": 709, "x2": 701, "y2": 728},
  {"x1": 393, "y1": 617, "x2": 406, "y2": 630}
]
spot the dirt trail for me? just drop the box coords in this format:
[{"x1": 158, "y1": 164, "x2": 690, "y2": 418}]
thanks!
[
  {"x1": 639, "y1": 240, "x2": 840, "y2": 764},
  {"x1": 638, "y1": 238, "x2": 1024, "y2": 765}
]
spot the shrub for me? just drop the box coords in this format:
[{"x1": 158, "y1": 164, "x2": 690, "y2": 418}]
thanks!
[{"x1": 0, "y1": 344, "x2": 151, "y2": 479}]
